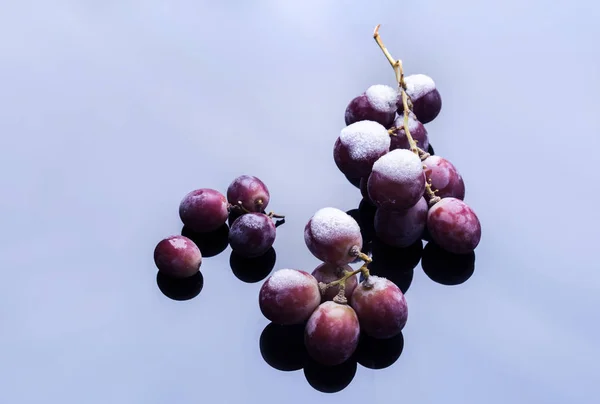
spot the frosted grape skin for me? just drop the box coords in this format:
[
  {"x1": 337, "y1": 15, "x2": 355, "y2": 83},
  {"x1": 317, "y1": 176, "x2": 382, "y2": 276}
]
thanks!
[
  {"x1": 226, "y1": 175, "x2": 270, "y2": 213},
  {"x1": 389, "y1": 112, "x2": 429, "y2": 152},
  {"x1": 427, "y1": 198, "x2": 481, "y2": 254},
  {"x1": 374, "y1": 197, "x2": 428, "y2": 248},
  {"x1": 345, "y1": 85, "x2": 399, "y2": 128},
  {"x1": 423, "y1": 156, "x2": 466, "y2": 200},
  {"x1": 397, "y1": 74, "x2": 442, "y2": 124},
  {"x1": 153, "y1": 235, "x2": 202, "y2": 278},
  {"x1": 179, "y1": 188, "x2": 229, "y2": 233},
  {"x1": 228, "y1": 212, "x2": 276, "y2": 258}
]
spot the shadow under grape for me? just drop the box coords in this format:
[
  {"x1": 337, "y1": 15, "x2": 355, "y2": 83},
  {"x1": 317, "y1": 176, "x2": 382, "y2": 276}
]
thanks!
[
  {"x1": 230, "y1": 248, "x2": 276, "y2": 283},
  {"x1": 181, "y1": 223, "x2": 230, "y2": 258},
  {"x1": 421, "y1": 241, "x2": 476, "y2": 285},
  {"x1": 156, "y1": 271, "x2": 204, "y2": 301}
]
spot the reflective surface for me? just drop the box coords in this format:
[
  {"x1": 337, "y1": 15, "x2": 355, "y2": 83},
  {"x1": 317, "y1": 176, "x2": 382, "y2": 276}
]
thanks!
[{"x1": 1, "y1": 1, "x2": 599, "y2": 403}]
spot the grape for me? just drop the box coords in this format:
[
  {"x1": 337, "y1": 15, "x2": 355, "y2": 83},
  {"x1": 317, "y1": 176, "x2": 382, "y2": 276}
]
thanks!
[
  {"x1": 259, "y1": 269, "x2": 321, "y2": 325},
  {"x1": 345, "y1": 84, "x2": 399, "y2": 128},
  {"x1": 350, "y1": 276, "x2": 408, "y2": 339},
  {"x1": 423, "y1": 156, "x2": 465, "y2": 200},
  {"x1": 311, "y1": 263, "x2": 358, "y2": 302},
  {"x1": 304, "y1": 301, "x2": 360, "y2": 366},
  {"x1": 374, "y1": 197, "x2": 428, "y2": 248},
  {"x1": 345, "y1": 174, "x2": 361, "y2": 189},
  {"x1": 227, "y1": 175, "x2": 270, "y2": 213},
  {"x1": 333, "y1": 120, "x2": 390, "y2": 178},
  {"x1": 304, "y1": 207, "x2": 363, "y2": 266},
  {"x1": 179, "y1": 188, "x2": 229, "y2": 233},
  {"x1": 359, "y1": 177, "x2": 372, "y2": 204},
  {"x1": 229, "y1": 212, "x2": 276, "y2": 258},
  {"x1": 397, "y1": 74, "x2": 442, "y2": 124},
  {"x1": 389, "y1": 111, "x2": 429, "y2": 152},
  {"x1": 367, "y1": 149, "x2": 426, "y2": 210},
  {"x1": 427, "y1": 198, "x2": 481, "y2": 254},
  {"x1": 153, "y1": 235, "x2": 202, "y2": 278}
]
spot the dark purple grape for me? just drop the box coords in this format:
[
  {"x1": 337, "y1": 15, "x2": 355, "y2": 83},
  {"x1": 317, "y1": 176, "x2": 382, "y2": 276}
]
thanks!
[
  {"x1": 367, "y1": 149, "x2": 426, "y2": 210},
  {"x1": 179, "y1": 188, "x2": 229, "y2": 233},
  {"x1": 229, "y1": 212, "x2": 276, "y2": 258},
  {"x1": 374, "y1": 197, "x2": 428, "y2": 248},
  {"x1": 397, "y1": 74, "x2": 442, "y2": 124},
  {"x1": 304, "y1": 207, "x2": 363, "y2": 266},
  {"x1": 427, "y1": 198, "x2": 481, "y2": 254},
  {"x1": 153, "y1": 235, "x2": 202, "y2": 278},
  {"x1": 350, "y1": 276, "x2": 408, "y2": 339},
  {"x1": 304, "y1": 301, "x2": 360, "y2": 366},
  {"x1": 259, "y1": 269, "x2": 321, "y2": 325},
  {"x1": 359, "y1": 177, "x2": 372, "y2": 204},
  {"x1": 390, "y1": 111, "x2": 429, "y2": 151},
  {"x1": 345, "y1": 84, "x2": 399, "y2": 128},
  {"x1": 311, "y1": 263, "x2": 358, "y2": 302},
  {"x1": 227, "y1": 175, "x2": 270, "y2": 213},
  {"x1": 333, "y1": 121, "x2": 390, "y2": 178},
  {"x1": 423, "y1": 156, "x2": 465, "y2": 200}
]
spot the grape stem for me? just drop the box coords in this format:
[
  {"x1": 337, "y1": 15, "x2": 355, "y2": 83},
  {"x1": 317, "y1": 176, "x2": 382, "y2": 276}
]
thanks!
[
  {"x1": 267, "y1": 211, "x2": 285, "y2": 219},
  {"x1": 320, "y1": 246, "x2": 372, "y2": 304},
  {"x1": 229, "y1": 201, "x2": 286, "y2": 219}
]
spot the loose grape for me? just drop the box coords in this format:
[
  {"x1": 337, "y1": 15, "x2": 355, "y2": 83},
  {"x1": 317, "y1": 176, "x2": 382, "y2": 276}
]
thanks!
[
  {"x1": 179, "y1": 188, "x2": 229, "y2": 233},
  {"x1": 374, "y1": 197, "x2": 428, "y2": 248},
  {"x1": 423, "y1": 156, "x2": 465, "y2": 200},
  {"x1": 229, "y1": 212, "x2": 276, "y2": 258},
  {"x1": 351, "y1": 276, "x2": 408, "y2": 339},
  {"x1": 311, "y1": 263, "x2": 358, "y2": 302},
  {"x1": 421, "y1": 241, "x2": 475, "y2": 285},
  {"x1": 230, "y1": 247, "x2": 276, "y2": 283},
  {"x1": 427, "y1": 198, "x2": 481, "y2": 254},
  {"x1": 304, "y1": 301, "x2": 360, "y2": 366},
  {"x1": 153, "y1": 235, "x2": 202, "y2": 278},
  {"x1": 156, "y1": 271, "x2": 204, "y2": 301},
  {"x1": 389, "y1": 112, "x2": 429, "y2": 152},
  {"x1": 333, "y1": 120, "x2": 390, "y2": 178},
  {"x1": 397, "y1": 74, "x2": 442, "y2": 124},
  {"x1": 259, "y1": 269, "x2": 321, "y2": 325},
  {"x1": 304, "y1": 207, "x2": 363, "y2": 266},
  {"x1": 345, "y1": 84, "x2": 399, "y2": 128},
  {"x1": 367, "y1": 149, "x2": 426, "y2": 210},
  {"x1": 226, "y1": 175, "x2": 270, "y2": 213}
]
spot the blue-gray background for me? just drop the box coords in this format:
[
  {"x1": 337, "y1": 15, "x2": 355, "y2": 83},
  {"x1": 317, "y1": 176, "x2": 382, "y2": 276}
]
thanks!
[{"x1": 1, "y1": 1, "x2": 599, "y2": 403}]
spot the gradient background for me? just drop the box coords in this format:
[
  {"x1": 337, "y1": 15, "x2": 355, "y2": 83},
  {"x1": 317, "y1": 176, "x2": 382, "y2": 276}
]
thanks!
[{"x1": 1, "y1": 1, "x2": 599, "y2": 403}]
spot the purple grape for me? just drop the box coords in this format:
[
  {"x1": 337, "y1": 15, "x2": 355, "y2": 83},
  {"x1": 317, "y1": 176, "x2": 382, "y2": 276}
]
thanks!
[
  {"x1": 153, "y1": 235, "x2": 202, "y2": 278},
  {"x1": 427, "y1": 198, "x2": 481, "y2": 254},
  {"x1": 367, "y1": 149, "x2": 426, "y2": 210},
  {"x1": 229, "y1": 212, "x2": 276, "y2": 258},
  {"x1": 179, "y1": 188, "x2": 229, "y2": 233},
  {"x1": 350, "y1": 276, "x2": 408, "y2": 339},
  {"x1": 333, "y1": 120, "x2": 390, "y2": 178},
  {"x1": 423, "y1": 156, "x2": 465, "y2": 200},
  {"x1": 374, "y1": 197, "x2": 428, "y2": 248},
  {"x1": 304, "y1": 207, "x2": 363, "y2": 266},
  {"x1": 304, "y1": 301, "x2": 360, "y2": 366},
  {"x1": 397, "y1": 74, "x2": 442, "y2": 124},
  {"x1": 389, "y1": 111, "x2": 429, "y2": 152},
  {"x1": 227, "y1": 175, "x2": 270, "y2": 213},
  {"x1": 345, "y1": 84, "x2": 399, "y2": 128},
  {"x1": 259, "y1": 269, "x2": 322, "y2": 325},
  {"x1": 311, "y1": 263, "x2": 358, "y2": 302},
  {"x1": 359, "y1": 177, "x2": 372, "y2": 204}
]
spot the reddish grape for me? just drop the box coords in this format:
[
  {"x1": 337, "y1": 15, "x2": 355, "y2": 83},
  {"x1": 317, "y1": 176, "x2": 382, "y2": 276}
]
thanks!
[
  {"x1": 423, "y1": 156, "x2": 465, "y2": 200},
  {"x1": 179, "y1": 188, "x2": 229, "y2": 233},
  {"x1": 374, "y1": 197, "x2": 428, "y2": 248},
  {"x1": 229, "y1": 212, "x2": 276, "y2": 258},
  {"x1": 304, "y1": 301, "x2": 360, "y2": 366},
  {"x1": 153, "y1": 235, "x2": 202, "y2": 278},
  {"x1": 304, "y1": 207, "x2": 363, "y2": 266},
  {"x1": 397, "y1": 74, "x2": 442, "y2": 124},
  {"x1": 311, "y1": 263, "x2": 358, "y2": 302},
  {"x1": 350, "y1": 276, "x2": 408, "y2": 339},
  {"x1": 367, "y1": 149, "x2": 426, "y2": 210},
  {"x1": 333, "y1": 120, "x2": 390, "y2": 178},
  {"x1": 427, "y1": 198, "x2": 481, "y2": 254},
  {"x1": 389, "y1": 112, "x2": 429, "y2": 152},
  {"x1": 345, "y1": 84, "x2": 399, "y2": 128},
  {"x1": 227, "y1": 175, "x2": 270, "y2": 213},
  {"x1": 259, "y1": 269, "x2": 321, "y2": 325}
]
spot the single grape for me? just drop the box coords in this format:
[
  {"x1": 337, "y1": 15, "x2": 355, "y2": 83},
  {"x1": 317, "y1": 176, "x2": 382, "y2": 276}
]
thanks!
[
  {"x1": 359, "y1": 177, "x2": 372, "y2": 204},
  {"x1": 229, "y1": 212, "x2": 276, "y2": 258},
  {"x1": 345, "y1": 84, "x2": 399, "y2": 128},
  {"x1": 311, "y1": 263, "x2": 358, "y2": 302},
  {"x1": 423, "y1": 156, "x2": 465, "y2": 200},
  {"x1": 427, "y1": 198, "x2": 481, "y2": 254},
  {"x1": 304, "y1": 207, "x2": 363, "y2": 266},
  {"x1": 333, "y1": 120, "x2": 390, "y2": 178},
  {"x1": 397, "y1": 74, "x2": 442, "y2": 124},
  {"x1": 374, "y1": 197, "x2": 428, "y2": 248},
  {"x1": 350, "y1": 276, "x2": 408, "y2": 339},
  {"x1": 227, "y1": 175, "x2": 270, "y2": 213},
  {"x1": 367, "y1": 149, "x2": 426, "y2": 210},
  {"x1": 153, "y1": 235, "x2": 202, "y2": 278},
  {"x1": 179, "y1": 188, "x2": 229, "y2": 233},
  {"x1": 389, "y1": 111, "x2": 429, "y2": 152},
  {"x1": 304, "y1": 301, "x2": 360, "y2": 366},
  {"x1": 259, "y1": 269, "x2": 321, "y2": 325}
]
